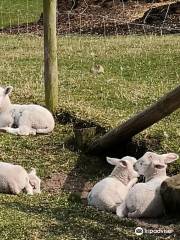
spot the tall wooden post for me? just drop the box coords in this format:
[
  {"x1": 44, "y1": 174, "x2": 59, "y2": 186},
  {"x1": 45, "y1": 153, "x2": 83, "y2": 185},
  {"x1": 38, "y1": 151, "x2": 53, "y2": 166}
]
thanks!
[{"x1": 43, "y1": 0, "x2": 58, "y2": 113}]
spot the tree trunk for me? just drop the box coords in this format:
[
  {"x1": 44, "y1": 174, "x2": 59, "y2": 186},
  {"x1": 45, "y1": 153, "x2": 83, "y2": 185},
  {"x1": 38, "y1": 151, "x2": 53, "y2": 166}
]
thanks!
[{"x1": 88, "y1": 85, "x2": 180, "y2": 155}]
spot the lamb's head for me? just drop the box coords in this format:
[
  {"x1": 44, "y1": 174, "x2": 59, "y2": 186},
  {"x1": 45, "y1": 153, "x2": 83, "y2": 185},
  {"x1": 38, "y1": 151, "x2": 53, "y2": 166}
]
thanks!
[
  {"x1": 0, "y1": 86, "x2": 13, "y2": 112},
  {"x1": 28, "y1": 168, "x2": 41, "y2": 194},
  {"x1": 107, "y1": 156, "x2": 139, "y2": 185},
  {"x1": 135, "y1": 152, "x2": 179, "y2": 180}
]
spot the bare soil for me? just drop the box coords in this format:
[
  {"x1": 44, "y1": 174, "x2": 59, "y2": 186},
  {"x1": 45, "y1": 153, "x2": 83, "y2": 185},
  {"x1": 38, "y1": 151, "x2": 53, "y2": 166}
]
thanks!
[
  {"x1": 42, "y1": 171, "x2": 94, "y2": 201},
  {"x1": 42, "y1": 171, "x2": 180, "y2": 239}
]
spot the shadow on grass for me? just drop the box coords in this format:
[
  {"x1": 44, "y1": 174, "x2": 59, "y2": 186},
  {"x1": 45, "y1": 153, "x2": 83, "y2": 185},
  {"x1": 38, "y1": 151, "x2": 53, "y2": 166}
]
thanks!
[
  {"x1": 3, "y1": 200, "x2": 180, "y2": 240},
  {"x1": 61, "y1": 135, "x2": 162, "y2": 200},
  {"x1": 3, "y1": 201, "x2": 139, "y2": 240},
  {"x1": 53, "y1": 109, "x2": 164, "y2": 200}
]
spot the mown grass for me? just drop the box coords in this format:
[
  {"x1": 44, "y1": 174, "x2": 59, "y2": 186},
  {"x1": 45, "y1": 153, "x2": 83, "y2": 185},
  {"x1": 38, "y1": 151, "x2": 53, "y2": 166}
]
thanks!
[
  {"x1": 0, "y1": 34, "x2": 179, "y2": 239},
  {"x1": 0, "y1": 0, "x2": 42, "y2": 29}
]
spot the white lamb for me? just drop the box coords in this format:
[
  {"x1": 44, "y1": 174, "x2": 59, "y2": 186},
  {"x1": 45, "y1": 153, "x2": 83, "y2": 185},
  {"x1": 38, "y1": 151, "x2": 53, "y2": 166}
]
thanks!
[
  {"x1": 0, "y1": 86, "x2": 55, "y2": 135},
  {"x1": 87, "y1": 156, "x2": 139, "y2": 212},
  {"x1": 0, "y1": 162, "x2": 41, "y2": 195},
  {"x1": 116, "y1": 152, "x2": 179, "y2": 218}
]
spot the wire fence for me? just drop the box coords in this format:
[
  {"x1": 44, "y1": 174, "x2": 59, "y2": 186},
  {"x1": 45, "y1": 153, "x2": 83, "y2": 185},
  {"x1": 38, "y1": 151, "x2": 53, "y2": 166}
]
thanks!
[
  {"x1": 0, "y1": 0, "x2": 43, "y2": 104},
  {"x1": 0, "y1": 1, "x2": 179, "y2": 34},
  {"x1": 0, "y1": 0, "x2": 179, "y2": 125}
]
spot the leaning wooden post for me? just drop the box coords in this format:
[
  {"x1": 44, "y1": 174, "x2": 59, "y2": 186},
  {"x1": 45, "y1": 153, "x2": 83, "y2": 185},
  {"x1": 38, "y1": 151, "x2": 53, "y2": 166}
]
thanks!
[
  {"x1": 43, "y1": 0, "x2": 58, "y2": 113},
  {"x1": 88, "y1": 85, "x2": 180, "y2": 155}
]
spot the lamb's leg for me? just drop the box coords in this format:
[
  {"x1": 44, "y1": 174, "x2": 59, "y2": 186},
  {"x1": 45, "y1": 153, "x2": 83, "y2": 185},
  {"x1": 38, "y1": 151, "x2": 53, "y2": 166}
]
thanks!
[
  {"x1": 0, "y1": 111, "x2": 32, "y2": 135},
  {"x1": 108, "y1": 205, "x2": 116, "y2": 213},
  {"x1": 36, "y1": 127, "x2": 53, "y2": 134},
  {"x1": 0, "y1": 126, "x2": 36, "y2": 135},
  {"x1": 1, "y1": 111, "x2": 36, "y2": 135},
  {"x1": 25, "y1": 183, "x2": 34, "y2": 195},
  {"x1": 116, "y1": 201, "x2": 128, "y2": 218},
  {"x1": 16, "y1": 112, "x2": 36, "y2": 135},
  {"x1": 0, "y1": 127, "x2": 21, "y2": 135},
  {"x1": 9, "y1": 182, "x2": 21, "y2": 195},
  {"x1": 127, "y1": 178, "x2": 138, "y2": 190},
  {"x1": 18, "y1": 126, "x2": 36, "y2": 136},
  {"x1": 128, "y1": 210, "x2": 142, "y2": 218}
]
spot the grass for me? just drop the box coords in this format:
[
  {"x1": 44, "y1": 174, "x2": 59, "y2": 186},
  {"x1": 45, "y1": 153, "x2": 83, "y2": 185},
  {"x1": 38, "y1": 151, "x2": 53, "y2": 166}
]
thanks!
[
  {"x1": 0, "y1": 0, "x2": 42, "y2": 29},
  {"x1": 0, "y1": 33, "x2": 179, "y2": 239}
]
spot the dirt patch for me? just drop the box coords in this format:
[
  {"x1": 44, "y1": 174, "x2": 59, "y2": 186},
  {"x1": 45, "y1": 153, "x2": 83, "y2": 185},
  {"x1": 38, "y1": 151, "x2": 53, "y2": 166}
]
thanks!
[
  {"x1": 42, "y1": 171, "x2": 94, "y2": 200},
  {"x1": 135, "y1": 1, "x2": 180, "y2": 32},
  {"x1": 135, "y1": 217, "x2": 179, "y2": 238},
  {"x1": 42, "y1": 171, "x2": 180, "y2": 238},
  {"x1": 54, "y1": 1, "x2": 180, "y2": 35},
  {"x1": 42, "y1": 134, "x2": 163, "y2": 195}
]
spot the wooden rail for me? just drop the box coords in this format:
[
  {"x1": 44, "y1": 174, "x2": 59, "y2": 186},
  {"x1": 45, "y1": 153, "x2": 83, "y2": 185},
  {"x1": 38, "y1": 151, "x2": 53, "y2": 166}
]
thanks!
[{"x1": 88, "y1": 85, "x2": 180, "y2": 155}]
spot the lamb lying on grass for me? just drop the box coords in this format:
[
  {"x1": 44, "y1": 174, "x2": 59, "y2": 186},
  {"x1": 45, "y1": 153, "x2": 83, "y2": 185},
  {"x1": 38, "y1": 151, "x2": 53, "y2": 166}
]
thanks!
[
  {"x1": 0, "y1": 86, "x2": 55, "y2": 135},
  {"x1": 0, "y1": 162, "x2": 41, "y2": 195},
  {"x1": 116, "y1": 152, "x2": 179, "y2": 218},
  {"x1": 88, "y1": 156, "x2": 139, "y2": 212}
]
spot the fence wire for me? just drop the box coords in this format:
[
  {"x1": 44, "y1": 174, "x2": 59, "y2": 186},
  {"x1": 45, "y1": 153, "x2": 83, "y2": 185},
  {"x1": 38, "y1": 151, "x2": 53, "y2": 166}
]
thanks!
[{"x1": 0, "y1": 0, "x2": 179, "y2": 130}]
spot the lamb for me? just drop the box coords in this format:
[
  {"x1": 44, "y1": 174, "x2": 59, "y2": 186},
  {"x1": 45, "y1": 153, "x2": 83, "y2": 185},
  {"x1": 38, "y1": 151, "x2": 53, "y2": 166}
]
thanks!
[
  {"x1": 0, "y1": 162, "x2": 41, "y2": 195},
  {"x1": 0, "y1": 86, "x2": 55, "y2": 135},
  {"x1": 116, "y1": 152, "x2": 179, "y2": 218},
  {"x1": 87, "y1": 156, "x2": 139, "y2": 212}
]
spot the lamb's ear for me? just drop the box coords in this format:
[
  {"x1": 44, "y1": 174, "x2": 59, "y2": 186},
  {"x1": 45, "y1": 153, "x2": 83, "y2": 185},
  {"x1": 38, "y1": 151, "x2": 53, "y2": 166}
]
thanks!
[
  {"x1": 154, "y1": 163, "x2": 166, "y2": 169},
  {"x1": 146, "y1": 152, "x2": 154, "y2": 160},
  {"x1": 162, "y1": 153, "x2": 179, "y2": 164},
  {"x1": 4, "y1": 86, "x2": 13, "y2": 95},
  {"x1": 119, "y1": 160, "x2": 127, "y2": 168},
  {"x1": 106, "y1": 157, "x2": 119, "y2": 166},
  {"x1": 29, "y1": 168, "x2": 36, "y2": 175}
]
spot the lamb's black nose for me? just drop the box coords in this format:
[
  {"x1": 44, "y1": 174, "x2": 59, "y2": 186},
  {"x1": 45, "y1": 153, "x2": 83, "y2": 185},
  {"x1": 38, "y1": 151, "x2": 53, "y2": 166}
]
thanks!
[{"x1": 138, "y1": 175, "x2": 145, "y2": 183}]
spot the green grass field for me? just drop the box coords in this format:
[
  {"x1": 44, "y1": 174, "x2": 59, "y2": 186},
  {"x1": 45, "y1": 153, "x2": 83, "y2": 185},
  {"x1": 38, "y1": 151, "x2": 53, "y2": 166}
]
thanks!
[
  {"x1": 0, "y1": 33, "x2": 179, "y2": 239},
  {"x1": 0, "y1": 0, "x2": 42, "y2": 29}
]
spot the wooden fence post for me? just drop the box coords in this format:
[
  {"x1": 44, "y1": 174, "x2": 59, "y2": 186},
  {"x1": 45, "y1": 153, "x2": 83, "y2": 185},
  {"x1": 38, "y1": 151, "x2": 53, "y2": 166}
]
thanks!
[
  {"x1": 88, "y1": 85, "x2": 180, "y2": 155},
  {"x1": 43, "y1": 0, "x2": 58, "y2": 113}
]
